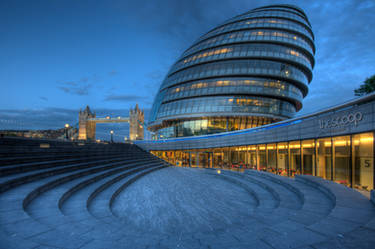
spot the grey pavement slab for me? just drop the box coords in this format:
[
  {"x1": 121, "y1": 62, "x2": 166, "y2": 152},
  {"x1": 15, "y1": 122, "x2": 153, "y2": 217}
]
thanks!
[{"x1": 1, "y1": 167, "x2": 375, "y2": 248}]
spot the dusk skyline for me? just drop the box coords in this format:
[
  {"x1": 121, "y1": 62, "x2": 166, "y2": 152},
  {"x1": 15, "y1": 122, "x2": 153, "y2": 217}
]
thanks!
[{"x1": 1, "y1": 0, "x2": 374, "y2": 141}]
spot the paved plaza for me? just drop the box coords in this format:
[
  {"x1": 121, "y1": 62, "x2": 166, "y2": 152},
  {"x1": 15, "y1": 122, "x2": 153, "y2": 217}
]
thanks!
[{"x1": 1, "y1": 164, "x2": 375, "y2": 249}]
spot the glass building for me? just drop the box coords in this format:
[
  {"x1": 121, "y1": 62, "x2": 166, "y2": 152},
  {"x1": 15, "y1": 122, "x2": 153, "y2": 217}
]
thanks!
[
  {"x1": 151, "y1": 132, "x2": 374, "y2": 191},
  {"x1": 148, "y1": 4, "x2": 315, "y2": 139},
  {"x1": 138, "y1": 93, "x2": 375, "y2": 192}
]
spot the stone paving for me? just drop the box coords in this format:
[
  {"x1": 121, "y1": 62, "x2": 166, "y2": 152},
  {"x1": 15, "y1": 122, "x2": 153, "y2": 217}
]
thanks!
[{"x1": 1, "y1": 165, "x2": 375, "y2": 249}]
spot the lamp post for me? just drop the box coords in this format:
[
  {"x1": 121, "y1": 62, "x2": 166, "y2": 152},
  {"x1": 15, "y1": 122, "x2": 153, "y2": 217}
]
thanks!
[
  {"x1": 65, "y1": 124, "x2": 69, "y2": 140},
  {"x1": 110, "y1": 130, "x2": 114, "y2": 143}
]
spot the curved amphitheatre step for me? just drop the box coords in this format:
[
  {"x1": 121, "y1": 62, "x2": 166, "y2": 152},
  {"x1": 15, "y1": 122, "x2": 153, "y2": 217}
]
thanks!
[
  {"x1": 35, "y1": 163, "x2": 168, "y2": 248},
  {"x1": 205, "y1": 170, "x2": 332, "y2": 245},
  {"x1": 0, "y1": 147, "x2": 128, "y2": 158},
  {"x1": 109, "y1": 165, "x2": 169, "y2": 215},
  {"x1": 59, "y1": 165, "x2": 169, "y2": 245},
  {"x1": 0, "y1": 151, "x2": 126, "y2": 166},
  {"x1": 1, "y1": 149, "x2": 374, "y2": 249},
  {"x1": 244, "y1": 171, "x2": 375, "y2": 249},
  {"x1": 86, "y1": 164, "x2": 167, "y2": 217},
  {"x1": 0, "y1": 157, "x2": 166, "y2": 249},
  {"x1": 205, "y1": 169, "x2": 375, "y2": 249},
  {"x1": 204, "y1": 170, "x2": 268, "y2": 209},
  {"x1": 294, "y1": 175, "x2": 375, "y2": 248},
  {"x1": 22, "y1": 158, "x2": 158, "y2": 211},
  {"x1": 0, "y1": 156, "x2": 149, "y2": 193},
  {"x1": 58, "y1": 162, "x2": 165, "y2": 211},
  {"x1": 59, "y1": 162, "x2": 165, "y2": 219},
  {"x1": 0, "y1": 153, "x2": 132, "y2": 176},
  {"x1": 60, "y1": 161, "x2": 166, "y2": 223},
  {"x1": 0, "y1": 156, "x2": 150, "y2": 217},
  {"x1": 245, "y1": 170, "x2": 334, "y2": 220},
  {"x1": 23, "y1": 162, "x2": 164, "y2": 238}
]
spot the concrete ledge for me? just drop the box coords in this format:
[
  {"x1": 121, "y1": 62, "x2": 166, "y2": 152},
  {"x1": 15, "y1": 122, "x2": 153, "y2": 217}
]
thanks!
[
  {"x1": 247, "y1": 170, "x2": 305, "y2": 204},
  {"x1": 296, "y1": 175, "x2": 375, "y2": 237},
  {"x1": 295, "y1": 175, "x2": 336, "y2": 203}
]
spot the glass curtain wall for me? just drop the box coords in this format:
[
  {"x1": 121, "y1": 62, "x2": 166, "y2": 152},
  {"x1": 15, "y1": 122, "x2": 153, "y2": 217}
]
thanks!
[
  {"x1": 213, "y1": 148, "x2": 224, "y2": 168},
  {"x1": 248, "y1": 146, "x2": 257, "y2": 170},
  {"x1": 267, "y1": 144, "x2": 277, "y2": 173},
  {"x1": 151, "y1": 132, "x2": 374, "y2": 191},
  {"x1": 238, "y1": 146, "x2": 247, "y2": 168},
  {"x1": 277, "y1": 142, "x2": 288, "y2": 176},
  {"x1": 353, "y1": 133, "x2": 374, "y2": 190},
  {"x1": 301, "y1": 140, "x2": 315, "y2": 175},
  {"x1": 258, "y1": 145, "x2": 267, "y2": 171},
  {"x1": 316, "y1": 138, "x2": 332, "y2": 180},
  {"x1": 333, "y1": 136, "x2": 351, "y2": 187},
  {"x1": 289, "y1": 141, "x2": 301, "y2": 176}
]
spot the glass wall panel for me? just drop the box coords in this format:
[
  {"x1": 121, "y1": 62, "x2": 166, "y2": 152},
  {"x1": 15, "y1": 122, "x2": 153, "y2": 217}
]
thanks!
[
  {"x1": 316, "y1": 138, "x2": 332, "y2": 180},
  {"x1": 223, "y1": 147, "x2": 231, "y2": 169},
  {"x1": 353, "y1": 133, "x2": 374, "y2": 191},
  {"x1": 182, "y1": 151, "x2": 190, "y2": 167},
  {"x1": 258, "y1": 144, "x2": 266, "y2": 171},
  {"x1": 190, "y1": 152, "x2": 197, "y2": 167},
  {"x1": 175, "y1": 151, "x2": 182, "y2": 167},
  {"x1": 333, "y1": 136, "x2": 351, "y2": 187},
  {"x1": 267, "y1": 144, "x2": 277, "y2": 173},
  {"x1": 302, "y1": 140, "x2": 315, "y2": 175},
  {"x1": 248, "y1": 145, "x2": 257, "y2": 170},
  {"x1": 199, "y1": 151, "x2": 209, "y2": 168},
  {"x1": 238, "y1": 146, "x2": 247, "y2": 168},
  {"x1": 289, "y1": 141, "x2": 301, "y2": 176},
  {"x1": 229, "y1": 147, "x2": 238, "y2": 168},
  {"x1": 213, "y1": 148, "x2": 224, "y2": 168},
  {"x1": 277, "y1": 142, "x2": 288, "y2": 176}
]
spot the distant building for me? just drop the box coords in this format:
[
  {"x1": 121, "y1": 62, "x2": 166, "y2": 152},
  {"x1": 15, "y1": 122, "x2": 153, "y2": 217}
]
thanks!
[
  {"x1": 78, "y1": 104, "x2": 144, "y2": 141},
  {"x1": 129, "y1": 104, "x2": 144, "y2": 140},
  {"x1": 78, "y1": 106, "x2": 96, "y2": 140},
  {"x1": 0, "y1": 127, "x2": 77, "y2": 140}
]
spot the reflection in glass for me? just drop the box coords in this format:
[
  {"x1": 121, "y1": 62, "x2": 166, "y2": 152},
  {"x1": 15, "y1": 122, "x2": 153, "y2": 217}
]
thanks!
[
  {"x1": 277, "y1": 142, "x2": 288, "y2": 176},
  {"x1": 248, "y1": 146, "x2": 257, "y2": 170},
  {"x1": 258, "y1": 145, "x2": 266, "y2": 171},
  {"x1": 289, "y1": 141, "x2": 301, "y2": 176},
  {"x1": 353, "y1": 133, "x2": 374, "y2": 190},
  {"x1": 333, "y1": 136, "x2": 351, "y2": 187},
  {"x1": 316, "y1": 138, "x2": 332, "y2": 180},
  {"x1": 302, "y1": 140, "x2": 315, "y2": 175},
  {"x1": 267, "y1": 144, "x2": 277, "y2": 173},
  {"x1": 150, "y1": 132, "x2": 373, "y2": 191}
]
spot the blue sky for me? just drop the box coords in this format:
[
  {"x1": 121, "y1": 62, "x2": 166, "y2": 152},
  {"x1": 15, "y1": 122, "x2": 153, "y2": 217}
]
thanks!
[{"x1": 1, "y1": 0, "x2": 375, "y2": 141}]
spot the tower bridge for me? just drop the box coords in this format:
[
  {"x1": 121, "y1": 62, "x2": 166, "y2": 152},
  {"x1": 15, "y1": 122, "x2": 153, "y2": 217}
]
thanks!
[{"x1": 78, "y1": 104, "x2": 144, "y2": 141}]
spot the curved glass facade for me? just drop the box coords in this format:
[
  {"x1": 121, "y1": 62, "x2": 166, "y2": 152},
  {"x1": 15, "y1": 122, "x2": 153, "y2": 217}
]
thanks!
[{"x1": 149, "y1": 4, "x2": 315, "y2": 139}]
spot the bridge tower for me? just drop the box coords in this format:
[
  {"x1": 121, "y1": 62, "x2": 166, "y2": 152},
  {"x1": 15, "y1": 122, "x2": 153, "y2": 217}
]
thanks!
[
  {"x1": 78, "y1": 106, "x2": 96, "y2": 140},
  {"x1": 129, "y1": 104, "x2": 144, "y2": 140}
]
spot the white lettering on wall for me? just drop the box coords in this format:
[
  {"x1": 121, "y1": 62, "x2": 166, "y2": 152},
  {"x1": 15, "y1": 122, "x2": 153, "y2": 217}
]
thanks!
[{"x1": 319, "y1": 112, "x2": 363, "y2": 129}]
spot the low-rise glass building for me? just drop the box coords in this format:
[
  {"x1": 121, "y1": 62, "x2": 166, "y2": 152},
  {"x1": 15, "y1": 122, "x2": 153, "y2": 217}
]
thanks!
[
  {"x1": 138, "y1": 94, "x2": 375, "y2": 191},
  {"x1": 148, "y1": 4, "x2": 315, "y2": 139}
]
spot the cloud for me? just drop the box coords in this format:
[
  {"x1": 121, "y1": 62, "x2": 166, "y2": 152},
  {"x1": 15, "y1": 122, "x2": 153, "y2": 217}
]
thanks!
[
  {"x1": 58, "y1": 83, "x2": 92, "y2": 96},
  {"x1": 79, "y1": 77, "x2": 89, "y2": 83},
  {"x1": 39, "y1": 96, "x2": 48, "y2": 101},
  {"x1": 104, "y1": 94, "x2": 144, "y2": 102},
  {"x1": 108, "y1": 70, "x2": 118, "y2": 76},
  {"x1": 56, "y1": 72, "x2": 107, "y2": 96},
  {"x1": 146, "y1": 70, "x2": 163, "y2": 80}
]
